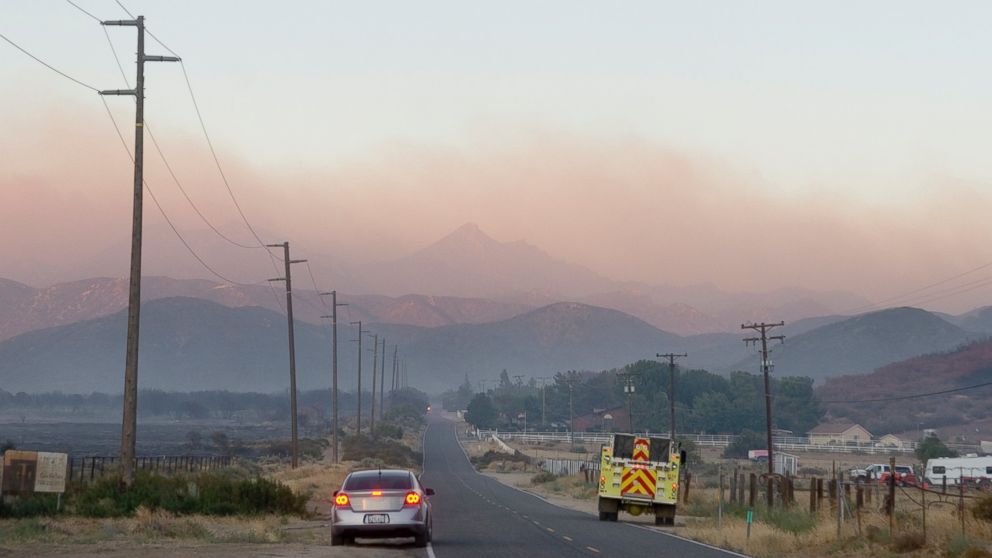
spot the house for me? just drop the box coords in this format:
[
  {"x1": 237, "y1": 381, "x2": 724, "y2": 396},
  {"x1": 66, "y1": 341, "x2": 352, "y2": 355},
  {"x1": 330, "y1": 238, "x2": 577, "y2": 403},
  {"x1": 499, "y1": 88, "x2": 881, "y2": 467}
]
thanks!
[
  {"x1": 808, "y1": 422, "x2": 872, "y2": 445},
  {"x1": 572, "y1": 406, "x2": 630, "y2": 433},
  {"x1": 877, "y1": 434, "x2": 907, "y2": 449}
]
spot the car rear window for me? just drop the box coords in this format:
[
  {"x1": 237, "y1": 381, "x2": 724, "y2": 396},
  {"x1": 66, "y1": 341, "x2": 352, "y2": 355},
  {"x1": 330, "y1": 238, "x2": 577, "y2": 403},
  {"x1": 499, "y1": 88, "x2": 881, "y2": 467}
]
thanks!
[{"x1": 344, "y1": 472, "x2": 413, "y2": 491}]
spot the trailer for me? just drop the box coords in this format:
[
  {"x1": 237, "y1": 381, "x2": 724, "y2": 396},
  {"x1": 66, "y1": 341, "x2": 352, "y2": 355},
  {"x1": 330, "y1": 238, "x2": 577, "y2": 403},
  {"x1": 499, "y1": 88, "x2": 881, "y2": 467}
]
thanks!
[{"x1": 924, "y1": 456, "x2": 992, "y2": 490}]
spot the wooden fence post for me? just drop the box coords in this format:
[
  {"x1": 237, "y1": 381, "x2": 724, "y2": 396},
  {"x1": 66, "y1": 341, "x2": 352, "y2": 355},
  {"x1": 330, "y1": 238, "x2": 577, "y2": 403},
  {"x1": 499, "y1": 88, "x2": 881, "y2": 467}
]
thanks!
[
  {"x1": 749, "y1": 473, "x2": 757, "y2": 508},
  {"x1": 809, "y1": 478, "x2": 817, "y2": 513}
]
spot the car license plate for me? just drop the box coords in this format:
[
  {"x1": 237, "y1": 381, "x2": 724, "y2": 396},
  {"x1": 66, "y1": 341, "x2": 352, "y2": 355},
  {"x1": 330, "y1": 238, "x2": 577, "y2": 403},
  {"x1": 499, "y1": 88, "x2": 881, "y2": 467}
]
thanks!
[{"x1": 364, "y1": 514, "x2": 389, "y2": 524}]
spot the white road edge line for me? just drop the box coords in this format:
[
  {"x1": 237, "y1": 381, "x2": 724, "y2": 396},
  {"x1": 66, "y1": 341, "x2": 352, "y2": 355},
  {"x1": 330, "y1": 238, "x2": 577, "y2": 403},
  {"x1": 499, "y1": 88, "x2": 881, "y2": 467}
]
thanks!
[
  {"x1": 452, "y1": 424, "x2": 751, "y2": 558},
  {"x1": 427, "y1": 542, "x2": 436, "y2": 558}
]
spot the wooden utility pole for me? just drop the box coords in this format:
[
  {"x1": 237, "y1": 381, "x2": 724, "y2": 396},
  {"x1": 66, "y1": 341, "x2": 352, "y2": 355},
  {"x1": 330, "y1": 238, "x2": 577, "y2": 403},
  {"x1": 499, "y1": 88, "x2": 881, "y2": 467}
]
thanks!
[
  {"x1": 379, "y1": 337, "x2": 387, "y2": 416},
  {"x1": 350, "y1": 321, "x2": 365, "y2": 434},
  {"x1": 656, "y1": 353, "x2": 687, "y2": 440},
  {"x1": 268, "y1": 242, "x2": 307, "y2": 469},
  {"x1": 391, "y1": 346, "x2": 399, "y2": 394},
  {"x1": 537, "y1": 377, "x2": 550, "y2": 428},
  {"x1": 617, "y1": 370, "x2": 638, "y2": 432},
  {"x1": 100, "y1": 15, "x2": 180, "y2": 489},
  {"x1": 320, "y1": 291, "x2": 347, "y2": 463},
  {"x1": 742, "y1": 321, "x2": 785, "y2": 507},
  {"x1": 368, "y1": 332, "x2": 378, "y2": 436}
]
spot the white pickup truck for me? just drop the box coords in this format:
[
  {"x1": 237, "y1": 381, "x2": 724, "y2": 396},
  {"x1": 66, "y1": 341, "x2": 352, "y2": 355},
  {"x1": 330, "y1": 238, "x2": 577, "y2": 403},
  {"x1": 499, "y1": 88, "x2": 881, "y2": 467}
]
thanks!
[{"x1": 849, "y1": 464, "x2": 917, "y2": 486}]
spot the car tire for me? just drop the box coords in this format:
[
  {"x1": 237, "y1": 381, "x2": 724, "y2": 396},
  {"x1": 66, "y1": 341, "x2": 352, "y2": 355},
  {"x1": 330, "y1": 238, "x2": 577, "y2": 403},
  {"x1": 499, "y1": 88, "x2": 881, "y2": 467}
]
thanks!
[
  {"x1": 414, "y1": 532, "x2": 429, "y2": 548},
  {"x1": 331, "y1": 533, "x2": 348, "y2": 546}
]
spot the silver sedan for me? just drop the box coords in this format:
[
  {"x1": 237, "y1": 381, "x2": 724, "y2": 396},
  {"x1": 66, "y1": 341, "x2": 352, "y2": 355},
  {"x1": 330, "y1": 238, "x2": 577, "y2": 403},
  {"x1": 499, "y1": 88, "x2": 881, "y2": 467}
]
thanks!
[{"x1": 331, "y1": 468, "x2": 435, "y2": 547}]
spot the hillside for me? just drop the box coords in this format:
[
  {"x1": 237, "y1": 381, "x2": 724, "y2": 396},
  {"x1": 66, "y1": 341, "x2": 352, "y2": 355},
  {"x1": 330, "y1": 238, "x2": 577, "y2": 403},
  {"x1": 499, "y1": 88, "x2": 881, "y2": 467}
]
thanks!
[
  {"x1": 816, "y1": 338, "x2": 992, "y2": 436},
  {"x1": 729, "y1": 307, "x2": 977, "y2": 382},
  {"x1": 0, "y1": 297, "x2": 689, "y2": 394},
  {"x1": 0, "y1": 276, "x2": 533, "y2": 342}
]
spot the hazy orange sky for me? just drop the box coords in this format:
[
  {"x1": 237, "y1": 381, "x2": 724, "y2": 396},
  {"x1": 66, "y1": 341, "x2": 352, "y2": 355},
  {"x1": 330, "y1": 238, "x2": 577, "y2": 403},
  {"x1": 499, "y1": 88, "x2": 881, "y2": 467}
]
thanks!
[{"x1": 2, "y1": 1, "x2": 991, "y2": 313}]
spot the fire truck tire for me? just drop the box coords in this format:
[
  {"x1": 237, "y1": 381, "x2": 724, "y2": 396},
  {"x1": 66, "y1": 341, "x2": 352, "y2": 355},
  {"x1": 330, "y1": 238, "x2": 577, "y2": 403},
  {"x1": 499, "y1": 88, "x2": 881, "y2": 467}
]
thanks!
[{"x1": 654, "y1": 504, "x2": 676, "y2": 526}]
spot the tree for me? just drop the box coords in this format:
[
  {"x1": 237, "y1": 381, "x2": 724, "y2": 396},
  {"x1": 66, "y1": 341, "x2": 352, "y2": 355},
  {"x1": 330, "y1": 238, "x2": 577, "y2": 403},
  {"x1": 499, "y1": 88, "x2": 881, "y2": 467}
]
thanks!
[
  {"x1": 465, "y1": 393, "x2": 498, "y2": 429},
  {"x1": 723, "y1": 429, "x2": 766, "y2": 459},
  {"x1": 916, "y1": 435, "x2": 958, "y2": 461}
]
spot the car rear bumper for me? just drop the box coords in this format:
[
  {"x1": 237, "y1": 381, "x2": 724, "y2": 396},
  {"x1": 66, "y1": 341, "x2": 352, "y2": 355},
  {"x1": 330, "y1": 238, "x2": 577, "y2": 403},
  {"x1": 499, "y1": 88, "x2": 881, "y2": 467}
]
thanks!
[{"x1": 331, "y1": 506, "x2": 427, "y2": 538}]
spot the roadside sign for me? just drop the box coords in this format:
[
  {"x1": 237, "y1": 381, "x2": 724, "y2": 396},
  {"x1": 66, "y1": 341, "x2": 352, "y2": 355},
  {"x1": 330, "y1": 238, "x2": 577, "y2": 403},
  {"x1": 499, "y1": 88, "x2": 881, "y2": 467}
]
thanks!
[
  {"x1": 34, "y1": 452, "x2": 68, "y2": 493},
  {"x1": 1, "y1": 450, "x2": 68, "y2": 494}
]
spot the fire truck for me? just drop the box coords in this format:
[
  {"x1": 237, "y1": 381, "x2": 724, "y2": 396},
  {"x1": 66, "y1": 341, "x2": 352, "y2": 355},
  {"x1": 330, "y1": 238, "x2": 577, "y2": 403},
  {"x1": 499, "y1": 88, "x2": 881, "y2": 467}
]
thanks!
[{"x1": 597, "y1": 434, "x2": 684, "y2": 525}]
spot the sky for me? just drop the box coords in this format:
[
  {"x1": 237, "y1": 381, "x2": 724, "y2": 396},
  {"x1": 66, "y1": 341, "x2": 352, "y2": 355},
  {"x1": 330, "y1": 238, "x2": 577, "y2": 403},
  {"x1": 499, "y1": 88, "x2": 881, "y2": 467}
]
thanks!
[{"x1": 2, "y1": 1, "x2": 991, "y2": 312}]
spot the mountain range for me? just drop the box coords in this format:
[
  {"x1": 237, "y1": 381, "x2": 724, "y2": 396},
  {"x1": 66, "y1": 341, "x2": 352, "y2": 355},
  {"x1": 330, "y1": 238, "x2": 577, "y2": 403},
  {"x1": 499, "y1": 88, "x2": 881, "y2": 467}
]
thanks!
[
  {"x1": 0, "y1": 223, "x2": 876, "y2": 339},
  {"x1": 1, "y1": 295, "x2": 988, "y2": 394}
]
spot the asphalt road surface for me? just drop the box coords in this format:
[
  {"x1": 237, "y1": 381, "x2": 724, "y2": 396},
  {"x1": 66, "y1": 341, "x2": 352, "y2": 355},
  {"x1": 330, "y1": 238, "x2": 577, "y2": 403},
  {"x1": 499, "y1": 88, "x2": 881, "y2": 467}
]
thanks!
[{"x1": 421, "y1": 417, "x2": 747, "y2": 558}]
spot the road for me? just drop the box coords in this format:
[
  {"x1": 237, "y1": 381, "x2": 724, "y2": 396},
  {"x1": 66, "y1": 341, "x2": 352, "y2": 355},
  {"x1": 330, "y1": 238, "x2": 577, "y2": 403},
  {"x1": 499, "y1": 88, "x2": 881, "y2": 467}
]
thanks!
[{"x1": 422, "y1": 417, "x2": 746, "y2": 558}]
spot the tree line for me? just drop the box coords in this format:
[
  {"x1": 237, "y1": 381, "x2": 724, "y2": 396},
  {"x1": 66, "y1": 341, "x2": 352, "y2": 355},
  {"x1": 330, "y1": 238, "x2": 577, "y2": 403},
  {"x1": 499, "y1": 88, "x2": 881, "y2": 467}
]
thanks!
[{"x1": 451, "y1": 359, "x2": 823, "y2": 435}]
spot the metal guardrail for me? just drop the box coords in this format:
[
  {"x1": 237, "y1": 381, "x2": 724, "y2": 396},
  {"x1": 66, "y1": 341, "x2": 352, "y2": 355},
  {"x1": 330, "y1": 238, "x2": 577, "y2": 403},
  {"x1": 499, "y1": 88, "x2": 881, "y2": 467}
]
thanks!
[{"x1": 477, "y1": 430, "x2": 979, "y2": 456}]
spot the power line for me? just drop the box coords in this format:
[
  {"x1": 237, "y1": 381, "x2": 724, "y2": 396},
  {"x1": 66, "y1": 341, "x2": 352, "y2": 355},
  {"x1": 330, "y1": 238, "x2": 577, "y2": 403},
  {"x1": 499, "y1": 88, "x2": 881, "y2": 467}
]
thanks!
[
  {"x1": 65, "y1": 0, "x2": 102, "y2": 22},
  {"x1": 0, "y1": 31, "x2": 100, "y2": 92},
  {"x1": 846, "y1": 260, "x2": 992, "y2": 314},
  {"x1": 99, "y1": 18, "x2": 262, "y2": 251},
  {"x1": 178, "y1": 60, "x2": 282, "y2": 261},
  {"x1": 100, "y1": 96, "x2": 258, "y2": 287},
  {"x1": 820, "y1": 380, "x2": 992, "y2": 404},
  {"x1": 113, "y1": 0, "x2": 180, "y2": 59}
]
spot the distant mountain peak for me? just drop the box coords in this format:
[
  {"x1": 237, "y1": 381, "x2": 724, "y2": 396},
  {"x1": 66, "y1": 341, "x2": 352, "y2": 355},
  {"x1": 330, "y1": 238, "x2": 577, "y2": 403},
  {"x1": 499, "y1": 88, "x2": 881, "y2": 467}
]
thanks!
[{"x1": 429, "y1": 222, "x2": 503, "y2": 251}]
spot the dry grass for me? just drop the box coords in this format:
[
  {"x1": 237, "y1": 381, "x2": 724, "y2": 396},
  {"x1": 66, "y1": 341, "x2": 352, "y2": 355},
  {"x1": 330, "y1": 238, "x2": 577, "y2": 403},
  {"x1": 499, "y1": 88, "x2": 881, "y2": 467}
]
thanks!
[
  {"x1": 680, "y1": 487, "x2": 992, "y2": 557},
  {"x1": 0, "y1": 509, "x2": 305, "y2": 546}
]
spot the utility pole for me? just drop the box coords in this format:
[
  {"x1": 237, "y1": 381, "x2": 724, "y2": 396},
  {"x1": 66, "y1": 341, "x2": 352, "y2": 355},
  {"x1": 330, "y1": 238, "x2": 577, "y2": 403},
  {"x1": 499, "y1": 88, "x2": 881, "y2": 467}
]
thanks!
[
  {"x1": 537, "y1": 377, "x2": 550, "y2": 428},
  {"x1": 368, "y1": 332, "x2": 378, "y2": 436},
  {"x1": 319, "y1": 291, "x2": 347, "y2": 463},
  {"x1": 391, "y1": 346, "x2": 398, "y2": 394},
  {"x1": 267, "y1": 242, "x2": 307, "y2": 469},
  {"x1": 569, "y1": 379, "x2": 575, "y2": 445},
  {"x1": 617, "y1": 370, "x2": 639, "y2": 433},
  {"x1": 742, "y1": 321, "x2": 785, "y2": 508},
  {"x1": 350, "y1": 321, "x2": 365, "y2": 434},
  {"x1": 100, "y1": 15, "x2": 179, "y2": 490},
  {"x1": 656, "y1": 353, "x2": 687, "y2": 440},
  {"x1": 379, "y1": 337, "x2": 386, "y2": 416}
]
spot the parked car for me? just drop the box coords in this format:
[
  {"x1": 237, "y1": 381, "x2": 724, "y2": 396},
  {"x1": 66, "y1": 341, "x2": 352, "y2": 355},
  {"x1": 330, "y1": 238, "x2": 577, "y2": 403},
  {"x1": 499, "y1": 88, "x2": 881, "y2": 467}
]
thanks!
[{"x1": 331, "y1": 469, "x2": 434, "y2": 547}]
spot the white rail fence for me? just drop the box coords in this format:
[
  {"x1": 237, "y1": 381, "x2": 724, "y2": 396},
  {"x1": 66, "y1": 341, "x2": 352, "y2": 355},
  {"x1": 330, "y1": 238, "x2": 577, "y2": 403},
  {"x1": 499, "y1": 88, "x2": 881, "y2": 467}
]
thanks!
[{"x1": 476, "y1": 430, "x2": 980, "y2": 456}]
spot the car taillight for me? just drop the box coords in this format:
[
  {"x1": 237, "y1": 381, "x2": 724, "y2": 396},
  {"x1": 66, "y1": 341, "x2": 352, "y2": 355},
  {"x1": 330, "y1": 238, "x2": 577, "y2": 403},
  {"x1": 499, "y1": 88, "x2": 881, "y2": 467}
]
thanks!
[
  {"x1": 335, "y1": 493, "x2": 350, "y2": 508},
  {"x1": 405, "y1": 491, "x2": 422, "y2": 506},
  {"x1": 371, "y1": 490, "x2": 383, "y2": 496}
]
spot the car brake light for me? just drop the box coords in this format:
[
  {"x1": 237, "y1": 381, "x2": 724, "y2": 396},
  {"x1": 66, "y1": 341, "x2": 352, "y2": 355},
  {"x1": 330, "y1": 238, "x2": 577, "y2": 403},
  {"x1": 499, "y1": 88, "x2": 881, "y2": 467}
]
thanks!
[
  {"x1": 335, "y1": 493, "x2": 350, "y2": 507},
  {"x1": 371, "y1": 490, "x2": 383, "y2": 496},
  {"x1": 405, "y1": 492, "x2": 422, "y2": 506}
]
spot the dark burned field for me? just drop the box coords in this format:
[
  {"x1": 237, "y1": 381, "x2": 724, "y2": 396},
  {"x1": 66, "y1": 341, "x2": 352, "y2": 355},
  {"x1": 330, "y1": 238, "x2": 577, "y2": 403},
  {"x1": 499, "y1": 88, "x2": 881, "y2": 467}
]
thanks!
[{"x1": 0, "y1": 421, "x2": 291, "y2": 456}]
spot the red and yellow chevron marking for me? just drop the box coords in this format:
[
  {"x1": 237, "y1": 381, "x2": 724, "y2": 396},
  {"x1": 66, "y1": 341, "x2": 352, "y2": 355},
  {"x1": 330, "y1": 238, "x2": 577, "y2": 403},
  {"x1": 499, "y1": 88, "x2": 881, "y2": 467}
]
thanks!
[
  {"x1": 621, "y1": 467, "x2": 657, "y2": 498},
  {"x1": 632, "y1": 437, "x2": 650, "y2": 462}
]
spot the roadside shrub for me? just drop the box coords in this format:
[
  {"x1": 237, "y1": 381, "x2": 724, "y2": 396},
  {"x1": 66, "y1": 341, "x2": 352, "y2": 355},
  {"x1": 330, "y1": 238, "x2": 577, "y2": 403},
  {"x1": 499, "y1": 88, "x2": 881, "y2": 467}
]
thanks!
[
  {"x1": 947, "y1": 536, "x2": 992, "y2": 558},
  {"x1": 470, "y1": 450, "x2": 529, "y2": 471},
  {"x1": 0, "y1": 494, "x2": 61, "y2": 518},
  {"x1": 972, "y1": 494, "x2": 992, "y2": 523},
  {"x1": 760, "y1": 507, "x2": 817, "y2": 535},
  {"x1": 72, "y1": 470, "x2": 306, "y2": 518},
  {"x1": 262, "y1": 438, "x2": 327, "y2": 460},
  {"x1": 890, "y1": 532, "x2": 925, "y2": 553},
  {"x1": 531, "y1": 471, "x2": 557, "y2": 484},
  {"x1": 341, "y1": 434, "x2": 421, "y2": 468},
  {"x1": 376, "y1": 422, "x2": 404, "y2": 440}
]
